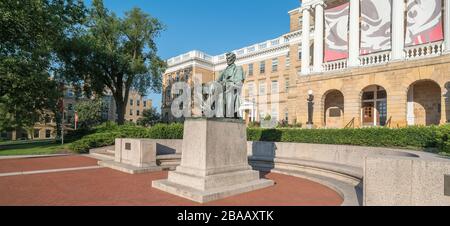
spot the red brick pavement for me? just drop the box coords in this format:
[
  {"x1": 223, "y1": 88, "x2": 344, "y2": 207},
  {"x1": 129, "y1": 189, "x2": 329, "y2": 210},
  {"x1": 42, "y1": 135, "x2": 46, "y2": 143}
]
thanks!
[
  {"x1": 0, "y1": 156, "x2": 98, "y2": 174},
  {"x1": 0, "y1": 167, "x2": 343, "y2": 206}
]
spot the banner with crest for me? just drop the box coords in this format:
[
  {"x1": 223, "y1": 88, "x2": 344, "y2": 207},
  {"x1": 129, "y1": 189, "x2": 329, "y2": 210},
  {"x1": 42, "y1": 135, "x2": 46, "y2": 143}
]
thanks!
[
  {"x1": 360, "y1": 0, "x2": 392, "y2": 55},
  {"x1": 324, "y1": 3, "x2": 350, "y2": 62},
  {"x1": 405, "y1": 0, "x2": 443, "y2": 46}
]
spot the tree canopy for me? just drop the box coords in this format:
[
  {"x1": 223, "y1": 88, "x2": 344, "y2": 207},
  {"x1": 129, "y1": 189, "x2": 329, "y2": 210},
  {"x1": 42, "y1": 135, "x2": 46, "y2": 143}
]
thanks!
[
  {"x1": 56, "y1": 0, "x2": 166, "y2": 125},
  {"x1": 74, "y1": 99, "x2": 105, "y2": 129},
  {"x1": 137, "y1": 107, "x2": 161, "y2": 127},
  {"x1": 0, "y1": 0, "x2": 86, "y2": 131}
]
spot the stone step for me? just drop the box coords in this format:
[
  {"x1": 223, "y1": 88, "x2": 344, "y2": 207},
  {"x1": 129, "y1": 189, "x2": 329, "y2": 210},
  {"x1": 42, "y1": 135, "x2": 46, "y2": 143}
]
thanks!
[
  {"x1": 106, "y1": 149, "x2": 115, "y2": 154},
  {"x1": 89, "y1": 151, "x2": 115, "y2": 161},
  {"x1": 157, "y1": 154, "x2": 181, "y2": 169}
]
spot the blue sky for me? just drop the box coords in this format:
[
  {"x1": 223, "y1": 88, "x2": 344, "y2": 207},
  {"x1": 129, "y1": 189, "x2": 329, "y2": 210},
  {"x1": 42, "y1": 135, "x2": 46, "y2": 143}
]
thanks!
[{"x1": 85, "y1": 0, "x2": 301, "y2": 110}]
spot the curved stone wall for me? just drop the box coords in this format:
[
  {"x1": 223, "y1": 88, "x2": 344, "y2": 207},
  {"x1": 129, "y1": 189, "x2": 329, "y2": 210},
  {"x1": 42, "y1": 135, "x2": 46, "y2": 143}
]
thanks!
[
  {"x1": 246, "y1": 141, "x2": 436, "y2": 206},
  {"x1": 99, "y1": 139, "x2": 449, "y2": 206}
]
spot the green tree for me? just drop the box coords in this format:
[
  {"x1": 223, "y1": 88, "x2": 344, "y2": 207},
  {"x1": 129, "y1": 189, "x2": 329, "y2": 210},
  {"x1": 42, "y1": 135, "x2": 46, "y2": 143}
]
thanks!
[
  {"x1": 74, "y1": 99, "x2": 105, "y2": 129},
  {"x1": 0, "y1": 0, "x2": 85, "y2": 132},
  {"x1": 137, "y1": 107, "x2": 161, "y2": 127},
  {"x1": 56, "y1": 0, "x2": 166, "y2": 125}
]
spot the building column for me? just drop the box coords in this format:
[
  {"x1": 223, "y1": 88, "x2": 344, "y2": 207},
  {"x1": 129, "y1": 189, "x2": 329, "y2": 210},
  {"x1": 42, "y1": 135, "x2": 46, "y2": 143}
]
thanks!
[
  {"x1": 407, "y1": 87, "x2": 415, "y2": 125},
  {"x1": 348, "y1": 0, "x2": 360, "y2": 67},
  {"x1": 313, "y1": 2, "x2": 325, "y2": 73},
  {"x1": 301, "y1": 6, "x2": 311, "y2": 75},
  {"x1": 392, "y1": 0, "x2": 406, "y2": 60},
  {"x1": 445, "y1": 0, "x2": 450, "y2": 53}
]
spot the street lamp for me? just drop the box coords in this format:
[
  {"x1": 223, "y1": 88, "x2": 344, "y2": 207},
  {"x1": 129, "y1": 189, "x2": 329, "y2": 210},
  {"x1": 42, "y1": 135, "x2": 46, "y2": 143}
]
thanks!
[{"x1": 307, "y1": 90, "x2": 314, "y2": 128}]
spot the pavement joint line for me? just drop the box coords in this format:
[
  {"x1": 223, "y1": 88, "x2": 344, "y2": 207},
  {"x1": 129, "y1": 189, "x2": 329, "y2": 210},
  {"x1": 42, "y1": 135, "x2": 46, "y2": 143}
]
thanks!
[
  {"x1": 0, "y1": 154, "x2": 71, "y2": 160},
  {"x1": 0, "y1": 166, "x2": 105, "y2": 177}
]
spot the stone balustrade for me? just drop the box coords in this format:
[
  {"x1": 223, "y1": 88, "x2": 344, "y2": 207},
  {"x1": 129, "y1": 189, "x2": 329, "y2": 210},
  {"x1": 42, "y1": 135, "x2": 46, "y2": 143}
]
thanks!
[{"x1": 359, "y1": 51, "x2": 391, "y2": 66}]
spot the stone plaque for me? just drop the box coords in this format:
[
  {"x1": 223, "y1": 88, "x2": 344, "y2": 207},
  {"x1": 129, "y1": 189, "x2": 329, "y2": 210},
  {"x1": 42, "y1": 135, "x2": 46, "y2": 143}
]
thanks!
[
  {"x1": 329, "y1": 108, "x2": 341, "y2": 117},
  {"x1": 125, "y1": 143, "x2": 131, "y2": 151},
  {"x1": 445, "y1": 175, "x2": 450, "y2": 196}
]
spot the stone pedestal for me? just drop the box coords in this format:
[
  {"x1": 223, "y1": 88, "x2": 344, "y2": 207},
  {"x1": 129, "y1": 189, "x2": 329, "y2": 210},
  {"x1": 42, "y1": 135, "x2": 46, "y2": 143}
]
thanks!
[
  {"x1": 99, "y1": 138, "x2": 163, "y2": 174},
  {"x1": 152, "y1": 118, "x2": 274, "y2": 203}
]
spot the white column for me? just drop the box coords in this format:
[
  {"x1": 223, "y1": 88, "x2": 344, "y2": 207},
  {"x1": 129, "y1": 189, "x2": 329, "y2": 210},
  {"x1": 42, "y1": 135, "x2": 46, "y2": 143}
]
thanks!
[
  {"x1": 301, "y1": 6, "x2": 311, "y2": 75},
  {"x1": 407, "y1": 86, "x2": 415, "y2": 125},
  {"x1": 313, "y1": 2, "x2": 325, "y2": 73},
  {"x1": 392, "y1": 0, "x2": 406, "y2": 60},
  {"x1": 348, "y1": 0, "x2": 360, "y2": 67},
  {"x1": 445, "y1": 0, "x2": 450, "y2": 53}
]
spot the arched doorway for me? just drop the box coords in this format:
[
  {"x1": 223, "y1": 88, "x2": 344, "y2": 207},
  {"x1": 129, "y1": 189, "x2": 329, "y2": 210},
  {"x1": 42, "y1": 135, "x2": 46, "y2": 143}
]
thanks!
[
  {"x1": 407, "y1": 80, "x2": 441, "y2": 126},
  {"x1": 323, "y1": 90, "x2": 344, "y2": 128},
  {"x1": 361, "y1": 85, "x2": 387, "y2": 127}
]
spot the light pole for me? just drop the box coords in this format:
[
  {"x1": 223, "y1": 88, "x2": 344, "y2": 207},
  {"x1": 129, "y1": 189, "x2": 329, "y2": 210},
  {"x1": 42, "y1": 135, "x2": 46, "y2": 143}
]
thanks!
[{"x1": 307, "y1": 90, "x2": 314, "y2": 129}]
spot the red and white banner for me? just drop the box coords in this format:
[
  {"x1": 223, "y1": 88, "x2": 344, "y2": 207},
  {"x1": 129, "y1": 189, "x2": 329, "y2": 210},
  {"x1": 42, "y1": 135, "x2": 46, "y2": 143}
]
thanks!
[
  {"x1": 324, "y1": 3, "x2": 349, "y2": 62},
  {"x1": 360, "y1": 0, "x2": 392, "y2": 55},
  {"x1": 406, "y1": 0, "x2": 443, "y2": 46}
]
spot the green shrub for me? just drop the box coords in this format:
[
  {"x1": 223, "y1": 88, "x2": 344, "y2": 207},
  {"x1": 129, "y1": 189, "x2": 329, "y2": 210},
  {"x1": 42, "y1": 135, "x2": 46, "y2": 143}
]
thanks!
[
  {"x1": 247, "y1": 126, "x2": 445, "y2": 151},
  {"x1": 69, "y1": 122, "x2": 450, "y2": 154},
  {"x1": 69, "y1": 123, "x2": 183, "y2": 153},
  {"x1": 436, "y1": 124, "x2": 450, "y2": 153}
]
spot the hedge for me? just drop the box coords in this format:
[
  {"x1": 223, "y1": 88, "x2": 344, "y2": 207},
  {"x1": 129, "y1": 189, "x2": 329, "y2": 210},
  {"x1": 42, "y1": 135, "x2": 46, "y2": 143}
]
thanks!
[
  {"x1": 248, "y1": 126, "x2": 445, "y2": 151},
  {"x1": 69, "y1": 123, "x2": 184, "y2": 153},
  {"x1": 70, "y1": 122, "x2": 450, "y2": 154}
]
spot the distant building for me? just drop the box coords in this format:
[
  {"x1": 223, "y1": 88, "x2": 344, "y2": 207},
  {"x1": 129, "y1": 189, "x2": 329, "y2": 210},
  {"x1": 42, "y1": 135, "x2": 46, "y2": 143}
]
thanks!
[
  {"x1": 1, "y1": 87, "x2": 152, "y2": 140},
  {"x1": 162, "y1": 0, "x2": 450, "y2": 128}
]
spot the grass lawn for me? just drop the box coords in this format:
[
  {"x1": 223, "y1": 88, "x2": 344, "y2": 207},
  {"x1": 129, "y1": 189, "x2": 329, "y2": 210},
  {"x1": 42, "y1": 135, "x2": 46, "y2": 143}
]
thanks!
[{"x1": 0, "y1": 140, "x2": 72, "y2": 156}]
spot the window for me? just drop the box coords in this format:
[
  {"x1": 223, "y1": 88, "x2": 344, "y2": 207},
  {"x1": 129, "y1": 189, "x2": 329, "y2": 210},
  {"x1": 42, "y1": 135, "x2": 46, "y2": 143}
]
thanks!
[
  {"x1": 166, "y1": 89, "x2": 171, "y2": 100},
  {"x1": 248, "y1": 63, "x2": 254, "y2": 76},
  {"x1": 44, "y1": 114, "x2": 51, "y2": 123},
  {"x1": 271, "y1": 80, "x2": 279, "y2": 94},
  {"x1": 67, "y1": 89, "x2": 74, "y2": 97},
  {"x1": 260, "y1": 61, "x2": 265, "y2": 74},
  {"x1": 248, "y1": 83, "x2": 255, "y2": 97},
  {"x1": 285, "y1": 79, "x2": 290, "y2": 93},
  {"x1": 298, "y1": 44, "x2": 302, "y2": 60},
  {"x1": 143, "y1": 101, "x2": 147, "y2": 107},
  {"x1": 68, "y1": 104, "x2": 73, "y2": 111},
  {"x1": 286, "y1": 52, "x2": 291, "y2": 68},
  {"x1": 285, "y1": 111, "x2": 289, "y2": 121},
  {"x1": 34, "y1": 129, "x2": 40, "y2": 139},
  {"x1": 130, "y1": 109, "x2": 133, "y2": 116},
  {"x1": 362, "y1": 92, "x2": 374, "y2": 101},
  {"x1": 45, "y1": 130, "x2": 51, "y2": 138},
  {"x1": 272, "y1": 58, "x2": 278, "y2": 72},
  {"x1": 136, "y1": 110, "x2": 140, "y2": 116},
  {"x1": 271, "y1": 107, "x2": 279, "y2": 121},
  {"x1": 130, "y1": 99, "x2": 134, "y2": 106},
  {"x1": 259, "y1": 83, "x2": 266, "y2": 96},
  {"x1": 137, "y1": 100, "x2": 140, "y2": 106}
]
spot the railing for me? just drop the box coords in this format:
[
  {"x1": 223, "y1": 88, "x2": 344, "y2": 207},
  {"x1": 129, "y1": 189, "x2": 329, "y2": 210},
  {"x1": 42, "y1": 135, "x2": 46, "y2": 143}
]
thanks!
[
  {"x1": 323, "y1": 59, "x2": 348, "y2": 72},
  {"x1": 345, "y1": 118, "x2": 355, "y2": 129},
  {"x1": 405, "y1": 41, "x2": 443, "y2": 60},
  {"x1": 360, "y1": 51, "x2": 391, "y2": 66},
  {"x1": 167, "y1": 50, "x2": 213, "y2": 66}
]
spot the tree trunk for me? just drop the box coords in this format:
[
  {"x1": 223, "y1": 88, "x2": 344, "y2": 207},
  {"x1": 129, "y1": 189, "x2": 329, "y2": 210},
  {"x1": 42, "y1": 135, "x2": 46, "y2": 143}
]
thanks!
[{"x1": 116, "y1": 99, "x2": 126, "y2": 125}]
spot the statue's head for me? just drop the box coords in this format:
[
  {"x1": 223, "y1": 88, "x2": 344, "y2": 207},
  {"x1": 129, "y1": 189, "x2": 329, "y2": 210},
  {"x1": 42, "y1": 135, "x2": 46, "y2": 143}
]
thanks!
[{"x1": 226, "y1": 52, "x2": 236, "y2": 66}]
